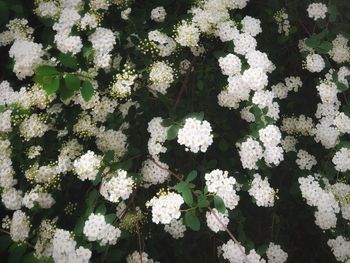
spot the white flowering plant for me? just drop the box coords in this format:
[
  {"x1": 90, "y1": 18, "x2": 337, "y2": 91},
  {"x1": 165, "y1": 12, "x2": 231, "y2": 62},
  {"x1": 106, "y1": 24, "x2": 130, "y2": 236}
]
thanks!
[{"x1": 0, "y1": 0, "x2": 350, "y2": 262}]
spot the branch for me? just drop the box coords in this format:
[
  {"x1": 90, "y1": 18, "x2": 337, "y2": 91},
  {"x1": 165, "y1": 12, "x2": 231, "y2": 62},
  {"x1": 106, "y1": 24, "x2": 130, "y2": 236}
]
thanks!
[
  {"x1": 208, "y1": 207, "x2": 251, "y2": 263},
  {"x1": 0, "y1": 228, "x2": 35, "y2": 248},
  {"x1": 173, "y1": 57, "x2": 198, "y2": 111},
  {"x1": 149, "y1": 156, "x2": 183, "y2": 181},
  {"x1": 146, "y1": 160, "x2": 249, "y2": 262},
  {"x1": 136, "y1": 222, "x2": 143, "y2": 263}
]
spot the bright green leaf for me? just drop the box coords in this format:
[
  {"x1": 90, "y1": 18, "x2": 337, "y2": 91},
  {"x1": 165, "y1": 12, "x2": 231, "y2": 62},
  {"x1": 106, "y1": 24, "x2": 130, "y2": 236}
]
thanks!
[{"x1": 43, "y1": 76, "x2": 60, "y2": 95}]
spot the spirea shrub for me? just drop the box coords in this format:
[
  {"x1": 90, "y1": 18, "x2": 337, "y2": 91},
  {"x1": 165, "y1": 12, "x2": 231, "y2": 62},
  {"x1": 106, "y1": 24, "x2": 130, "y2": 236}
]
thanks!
[{"x1": 0, "y1": 0, "x2": 350, "y2": 262}]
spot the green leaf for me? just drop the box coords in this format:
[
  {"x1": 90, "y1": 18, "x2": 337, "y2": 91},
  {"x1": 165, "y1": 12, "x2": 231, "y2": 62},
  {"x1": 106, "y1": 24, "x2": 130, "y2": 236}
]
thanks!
[
  {"x1": 96, "y1": 204, "x2": 107, "y2": 215},
  {"x1": 161, "y1": 118, "x2": 173, "y2": 127},
  {"x1": 197, "y1": 194, "x2": 209, "y2": 208},
  {"x1": 186, "y1": 170, "x2": 197, "y2": 182},
  {"x1": 22, "y1": 253, "x2": 41, "y2": 263},
  {"x1": 328, "y1": 5, "x2": 337, "y2": 22},
  {"x1": 105, "y1": 213, "x2": 117, "y2": 224},
  {"x1": 167, "y1": 124, "x2": 180, "y2": 140},
  {"x1": 184, "y1": 112, "x2": 204, "y2": 121},
  {"x1": 35, "y1": 65, "x2": 59, "y2": 76},
  {"x1": 59, "y1": 84, "x2": 75, "y2": 100},
  {"x1": 59, "y1": 53, "x2": 78, "y2": 69},
  {"x1": 74, "y1": 216, "x2": 85, "y2": 235},
  {"x1": 7, "y1": 244, "x2": 26, "y2": 263},
  {"x1": 81, "y1": 80, "x2": 95, "y2": 102},
  {"x1": 0, "y1": 1, "x2": 9, "y2": 26},
  {"x1": 43, "y1": 76, "x2": 60, "y2": 95},
  {"x1": 175, "y1": 181, "x2": 193, "y2": 206},
  {"x1": 64, "y1": 74, "x2": 80, "y2": 91},
  {"x1": 214, "y1": 195, "x2": 226, "y2": 213},
  {"x1": 103, "y1": 150, "x2": 115, "y2": 163},
  {"x1": 185, "y1": 211, "x2": 200, "y2": 231},
  {"x1": 336, "y1": 82, "x2": 349, "y2": 91},
  {"x1": 86, "y1": 189, "x2": 98, "y2": 206},
  {"x1": 0, "y1": 235, "x2": 11, "y2": 253}
]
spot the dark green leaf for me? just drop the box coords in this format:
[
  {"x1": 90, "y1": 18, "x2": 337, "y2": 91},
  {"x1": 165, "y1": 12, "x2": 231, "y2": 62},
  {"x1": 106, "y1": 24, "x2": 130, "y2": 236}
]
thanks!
[
  {"x1": 81, "y1": 80, "x2": 95, "y2": 101},
  {"x1": 7, "y1": 244, "x2": 26, "y2": 263},
  {"x1": 175, "y1": 181, "x2": 193, "y2": 206},
  {"x1": 185, "y1": 211, "x2": 200, "y2": 231},
  {"x1": 186, "y1": 170, "x2": 197, "y2": 182},
  {"x1": 96, "y1": 204, "x2": 107, "y2": 215},
  {"x1": 214, "y1": 195, "x2": 226, "y2": 213},
  {"x1": 103, "y1": 150, "x2": 115, "y2": 163},
  {"x1": 0, "y1": 235, "x2": 11, "y2": 253},
  {"x1": 64, "y1": 74, "x2": 80, "y2": 91},
  {"x1": 337, "y1": 82, "x2": 349, "y2": 91},
  {"x1": 59, "y1": 53, "x2": 78, "y2": 69},
  {"x1": 86, "y1": 189, "x2": 98, "y2": 206},
  {"x1": 105, "y1": 213, "x2": 117, "y2": 224},
  {"x1": 74, "y1": 217, "x2": 85, "y2": 235},
  {"x1": 0, "y1": 1, "x2": 9, "y2": 26},
  {"x1": 197, "y1": 194, "x2": 209, "y2": 208},
  {"x1": 184, "y1": 112, "x2": 204, "y2": 121},
  {"x1": 167, "y1": 124, "x2": 180, "y2": 140}
]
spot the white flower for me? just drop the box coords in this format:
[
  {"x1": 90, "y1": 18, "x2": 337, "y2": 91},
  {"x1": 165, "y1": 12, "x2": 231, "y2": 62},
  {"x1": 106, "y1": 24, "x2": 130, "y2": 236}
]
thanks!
[
  {"x1": 248, "y1": 174, "x2": 276, "y2": 207},
  {"x1": 10, "y1": 210, "x2": 30, "y2": 242},
  {"x1": 151, "y1": 6, "x2": 166, "y2": 22},
  {"x1": 266, "y1": 243, "x2": 288, "y2": 263},
  {"x1": 100, "y1": 169, "x2": 134, "y2": 202},
  {"x1": 238, "y1": 138, "x2": 263, "y2": 170},
  {"x1": 305, "y1": 54, "x2": 325, "y2": 73},
  {"x1": 307, "y1": 3, "x2": 327, "y2": 20},
  {"x1": 175, "y1": 21, "x2": 200, "y2": 47},
  {"x1": 147, "y1": 192, "x2": 184, "y2": 224},
  {"x1": 205, "y1": 169, "x2": 239, "y2": 210},
  {"x1": 177, "y1": 118, "x2": 213, "y2": 153},
  {"x1": 73, "y1": 151, "x2": 102, "y2": 181},
  {"x1": 9, "y1": 40, "x2": 44, "y2": 79},
  {"x1": 164, "y1": 219, "x2": 186, "y2": 239},
  {"x1": 83, "y1": 213, "x2": 121, "y2": 246}
]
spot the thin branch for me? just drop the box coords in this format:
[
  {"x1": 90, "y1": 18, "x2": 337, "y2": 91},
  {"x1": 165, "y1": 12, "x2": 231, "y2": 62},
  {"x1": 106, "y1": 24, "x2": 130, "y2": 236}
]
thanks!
[
  {"x1": 149, "y1": 156, "x2": 183, "y2": 181},
  {"x1": 173, "y1": 57, "x2": 198, "y2": 111},
  {"x1": 208, "y1": 207, "x2": 251, "y2": 263},
  {"x1": 0, "y1": 228, "x2": 35, "y2": 248},
  {"x1": 136, "y1": 222, "x2": 143, "y2": 263},
  {"x1": 146, "y1": 161, "x2": 249, "y2": 262}
]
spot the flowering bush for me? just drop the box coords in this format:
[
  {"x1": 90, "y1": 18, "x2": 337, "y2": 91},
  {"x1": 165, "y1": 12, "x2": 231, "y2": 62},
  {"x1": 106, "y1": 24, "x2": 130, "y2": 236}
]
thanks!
[{"x1": 0, "y1": 0, "x2": 350, "y2": 262}]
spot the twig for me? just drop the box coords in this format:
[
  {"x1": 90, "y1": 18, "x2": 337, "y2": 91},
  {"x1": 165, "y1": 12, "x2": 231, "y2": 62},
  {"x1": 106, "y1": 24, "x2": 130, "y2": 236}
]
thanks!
[
  {"x1": 136, "y1": 222, "x2": 143, "y2": 263},
  {"x1": 0, "y1": 228, "x2": 35, "y2": 249},
  {"x1": 208, "y1": 208, "x2": 251, "y2": 263},
  {"x1": 119, "y1": 189, "x2": 138, "y2": 221},
  {"x1": 149, "y1": 156, "x2": 183, "y2": 181},
  {"x1": 173, "y1": 57, "x2": 198, "y2": 111},
  {"x1": 298, "y1": 20, "x2": 312, "y2": 37}
]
